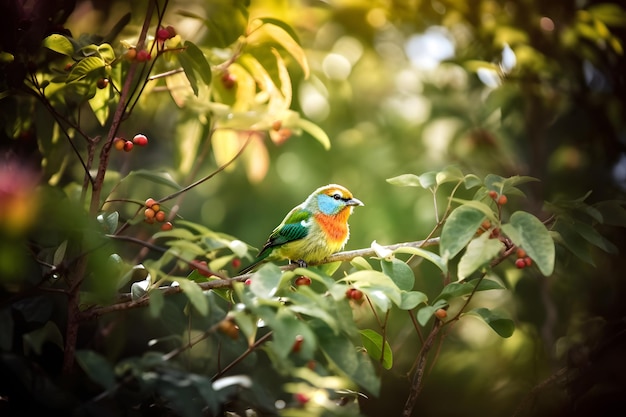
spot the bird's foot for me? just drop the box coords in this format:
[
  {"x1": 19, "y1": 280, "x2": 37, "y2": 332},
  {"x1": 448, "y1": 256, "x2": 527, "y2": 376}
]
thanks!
[{"x1": 291, "y1": 259, "x2": 308, "y2": 269}]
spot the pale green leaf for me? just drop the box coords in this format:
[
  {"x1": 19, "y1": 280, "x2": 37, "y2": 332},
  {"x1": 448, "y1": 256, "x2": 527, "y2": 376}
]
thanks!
[
  {"x1": 458, "y1": 233, "x2": 504, "y2": 279},
  {"x1": 297, "y1": 118, "x2": 331, "y2": 150},
  {"x1": 177, "y1": 278, "x2": 208, "y2": 316},
  {"x1": 501, "y1": 211, "x2": 555, "y2": 276},
  {"x1": 441, "y1": 205, "x2": 488, "y2": 260},
  {"x1": 43, "y1": 34, "x2": 74, "y2": 56}
]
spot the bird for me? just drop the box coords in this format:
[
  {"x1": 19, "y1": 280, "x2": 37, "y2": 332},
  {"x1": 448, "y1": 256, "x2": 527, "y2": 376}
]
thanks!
[{"x1": 239, "y1": 184, "x2": 364, "y2": 274}]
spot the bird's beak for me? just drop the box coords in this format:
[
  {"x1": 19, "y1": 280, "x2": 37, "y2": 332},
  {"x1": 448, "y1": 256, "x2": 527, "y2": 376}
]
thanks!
[{"x1": 346, "y1": 197, "x2": 364, "y2": 207}]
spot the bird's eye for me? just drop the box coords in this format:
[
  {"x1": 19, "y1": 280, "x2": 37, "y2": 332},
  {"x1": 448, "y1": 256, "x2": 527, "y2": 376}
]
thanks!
[{"x1": 332, "y1": 193, "x2": 342, "y2": 200}]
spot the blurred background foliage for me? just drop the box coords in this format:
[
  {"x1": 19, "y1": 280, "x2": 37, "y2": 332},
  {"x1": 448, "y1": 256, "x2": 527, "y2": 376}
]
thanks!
[{"x1": 2, "y1": 0, "x2": 626, "y2": 415}]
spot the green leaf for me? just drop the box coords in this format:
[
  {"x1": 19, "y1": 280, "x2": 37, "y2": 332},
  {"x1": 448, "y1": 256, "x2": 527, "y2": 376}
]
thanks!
[
  {"x1": 23, "y1": 321, "x2": 64, "y2": 355},
  {"x1": 75, "y1": 350, "x2": 116, "y2": 389},
  {"x1": 297, "y1": 118, "x2": 331, "y2": 150},
  {"x1": 418, "y1": 171, "x2": 437, "y2": 189},
  {"x1": 97, "y1": 212, "x2": 119, "y2": 234},
  {"x1": 149, "y1": 288, "x2": 164, "y2": 318},
  {"x1": 360, "y1": 329, "x2": 393, "y2": 370},
  {"x1": 381, "y1": 258, "x2": 414, "y2": 291},
  {"x1": 465, "y1": 308, "x2": 515, "y2": 338},
  {"x1": 398, "y1": 290, "x2": 428, "y2": 310},
  {"x1": 179, "y1": 41, "x2": 212, "y2": 96},
  {"x1": 43, "y1": 34, "x2": 74, "y2": 56},
  {"x1": 312, "y1": 320, "x2": 380, "y2": 395},
  {"x1": 441, "y1": 205, "x2": 488, "y2": 260},
  {"x1": 435, "y1": 166, "x2": 464, "y2": 185},
  {"x1": 270, "y1": 309, "x2": 317, "y2": 359},
  {"x1": 416, "y1": 299, "x2": 448, "y2": 326},
  {"x1": 249, "y1": 263, "x2": 282, "y2": 299},
  {"x1": 501, "y1": 211, "x2": 555, "y2": 276},
  {"x1": 350, "y1": 256, "x2": 373, "y2": 270},
  {"x1": 124, "y1": 170, "x2": 181, "y2": 189},
  {"x1": 386, "y1": 174, "x2": 422, "y2": 187},
  {"x1": 338, "y1": 270, "x2": 402, "y2": 307},
  {"x1": 89, "y1": 83, "x2": 112, "y2": 126},
  {"x1": 594, "y1": 200, "x2": 626, "y2": 227},
  {"x1": 53, "y1": 240, "x2": 68, "y2": 266},
  {"x1": 458, "y1": 233, "x2": 504, "y2": 279},
  {"x1": 66, "y1": 57, "x2": 105, "y2": 83},
  {"x1": 179, "y1": 1, "x2": 248, "y2": 48},
  {"x1": 393, "y1": 246, "x2": 447, "y2": 274},
  {"x1": 177, "y1": 278, "x2": 208, "y2": 316},
  {"x1": 464, "y1": 174, "x2": 482, "y2": 189},
  {"x1": 253, "y1": 18, "x2": 310, "y2": 78}
]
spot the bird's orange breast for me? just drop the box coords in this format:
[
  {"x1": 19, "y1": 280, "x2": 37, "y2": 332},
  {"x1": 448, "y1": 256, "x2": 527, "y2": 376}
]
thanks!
[{"x1": 314, "y1": 208, "x2": 350, "y2": 245}]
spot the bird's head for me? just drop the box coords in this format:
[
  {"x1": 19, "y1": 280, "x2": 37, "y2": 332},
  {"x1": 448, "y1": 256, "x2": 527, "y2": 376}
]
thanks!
[{"x1": 307, "y1": 184, "x2": 364, "y2": 216}]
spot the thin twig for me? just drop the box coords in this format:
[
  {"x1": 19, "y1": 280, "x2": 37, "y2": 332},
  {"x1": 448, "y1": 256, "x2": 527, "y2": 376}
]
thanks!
[{"x1": 210, "y1": 331, "x2": 273, "y2": 382}]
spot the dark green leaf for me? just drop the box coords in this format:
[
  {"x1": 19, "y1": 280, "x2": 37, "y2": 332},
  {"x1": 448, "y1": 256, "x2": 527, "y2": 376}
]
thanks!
[
  {"x1": 125, "y1": 170, "x2": 181, "y2": 189},
  {"x1": 441, "y1": 205, "x2": 487, "y2": 260},
  {"x1": 75, "y1": 350, "x2": 116, "y2": 389},
  {"x1": 398, "y1": 290, "x2": 428, "y2": 310},
  {"x1": 177, "y1": 278, "x2": 209, "y2": 316},
  {"x1": 312, "y1": 320, "x2": 380, "y2": 395},
  {"x1": 270, "y1": 309, "x2": 316, "y2": 359},
  {"x1": 501, "y1": 211, "x2": 555, "y2": 275},
  {"x1": 381, "y1": 258, "x2": 414, "y2": 291},
  {"x1": 360, "y1": 329, "x2": 393, "y2": 370},
  {"x1": 465, "y1": 308, "x2": 515, "y2": 338},
  {"x1": 149, "y1": 288, "x2": 164, "y2": 318}
]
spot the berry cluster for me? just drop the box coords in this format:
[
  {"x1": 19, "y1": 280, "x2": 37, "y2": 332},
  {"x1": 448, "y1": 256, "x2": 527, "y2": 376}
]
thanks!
[
  {"x1": 114, "y1": 133, "x2": 149, "y2": 153},
  {"x1": 476, "y1": 218, "x2": 501, "y2": 239},
  {"x1": 488, "y1": 190, "x2": 508, "y2": 206},
  {"x1": 514, "y1": 248, "x2": 533, "y2": 269},
  {"x1": 156, "y1": 25, "x2": 177, "y2": 43},
  {"x1": 144, "y1": 197, "x2": 172, "y2": 230}
]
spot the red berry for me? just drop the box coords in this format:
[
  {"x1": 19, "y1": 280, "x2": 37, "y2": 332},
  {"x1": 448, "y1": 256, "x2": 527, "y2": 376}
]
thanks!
[
  {"x1": 291, "y1": 335, "x2": 304, "y2": 353},
  {"x1": 165, "y1": 25, "x2": 177, "y2": 38},
  {"x1": 294, "y1": 276, "x2": 311, "y2": 286},
  {"x1": 515, "y1": 258, "x2": 526, "y2": 269},
  {"x1": 151, "y1": 203, "x2": 160, "y2": 212},
  {"x1": 488, "y1": 190, "x2": 498, "y2": 200},
  {"x1": 232, "y1": 258, "x2": 241, "y2": 269},
  {"x1": 155, "y1": 210, "x2": 166, "y2": 222},
  {"x1": 294, "y1": 393, "x2": 309, "y2": 405},
  {"x1": 516, "y1": 248, "x2": 527, "y2": 258},
  {"x1": 244, "y1": 278, "x2": 252, "y2": 285},
  {"x1": 144, "y1": 208, "x2": 156, "y2": 219},
  {"x1": 221, "y1": 72, "x2": 236, "y2": 89},
  {"x1": 497, "y1": 194, "x2": 508, "y2": 205},
  {"x1": 64, "y1": 62, "x2": 73, "y2": 71},
  {"x1": 96, "y1": 78, "x2": 109, "y2": 89},
  {"x1": 113, "y1": 137, "x2": 125, "y2": 151},
  {"x1": 136, "y1": 49, "x2": 151, "y2": 62},
  {"x1": 271, "y1": 120, "x2": 282, "y2": 131},
  {"x1": 524, "y1": 257, "x2": 532, "y2": 267},
  {"x1": 480, "y1": 219, "x2": 492, "y2": 230},
  {"x1": 160, "y1": 221, "x2": 173, "y2": 231},
  {"x1": 489, "y1": 227, "x2": 500, "y2": 239},
  {"x1": 350, "y1": 289, "x2": 363, "y2": 301},
  {"x1": 123, "y1": 141, "x2": 134, "y2": 152},
  {"x1": 145, "y1": 198, "x2": 156, "y2": 208},
  {"x1": 133, "y1": 133, "x2": 148, "y2": 146},
  {"x1": 434, "y1": 308, "x2": 448, "y2": 319},
  {"x1": 156, "y1": 28, "x2": 171, "y2": 41}
]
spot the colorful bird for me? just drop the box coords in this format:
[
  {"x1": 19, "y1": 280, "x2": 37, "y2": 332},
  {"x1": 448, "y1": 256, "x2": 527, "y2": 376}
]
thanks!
[{"x1": 240, "y1": 184, "x2": 364, "y2": 274}]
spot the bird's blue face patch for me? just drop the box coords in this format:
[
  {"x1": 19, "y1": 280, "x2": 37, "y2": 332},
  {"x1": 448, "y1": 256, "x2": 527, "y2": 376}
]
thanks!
[{"x1": 317, "y1": 193, "x2": 343, "y2": 215}]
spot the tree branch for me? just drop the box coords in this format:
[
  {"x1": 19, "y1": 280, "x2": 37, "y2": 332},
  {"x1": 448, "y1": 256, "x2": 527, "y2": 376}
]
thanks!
[{"x1": 78, "y1": 238, "x2": 440, "y2": 322}]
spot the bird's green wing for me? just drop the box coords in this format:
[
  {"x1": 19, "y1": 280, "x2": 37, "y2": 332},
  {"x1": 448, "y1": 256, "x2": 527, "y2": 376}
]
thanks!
[
  {"x1": 239, "y1": 207, "x2": 311, "y2": 274},
  {"x1": 257, "y1": 207, "x2": 311, "y2": 258}
]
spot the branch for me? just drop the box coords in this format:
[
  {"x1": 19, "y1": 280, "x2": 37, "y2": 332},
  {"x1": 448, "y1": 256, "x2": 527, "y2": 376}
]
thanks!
[{"x1": 78, "y1": 238, "x2": 440, "y2": 322}]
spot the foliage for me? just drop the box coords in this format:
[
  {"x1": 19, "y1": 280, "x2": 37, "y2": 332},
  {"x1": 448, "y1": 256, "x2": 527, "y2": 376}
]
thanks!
[{"x1": 1, "y1": 1, "x2": 626, "y2": 417}]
